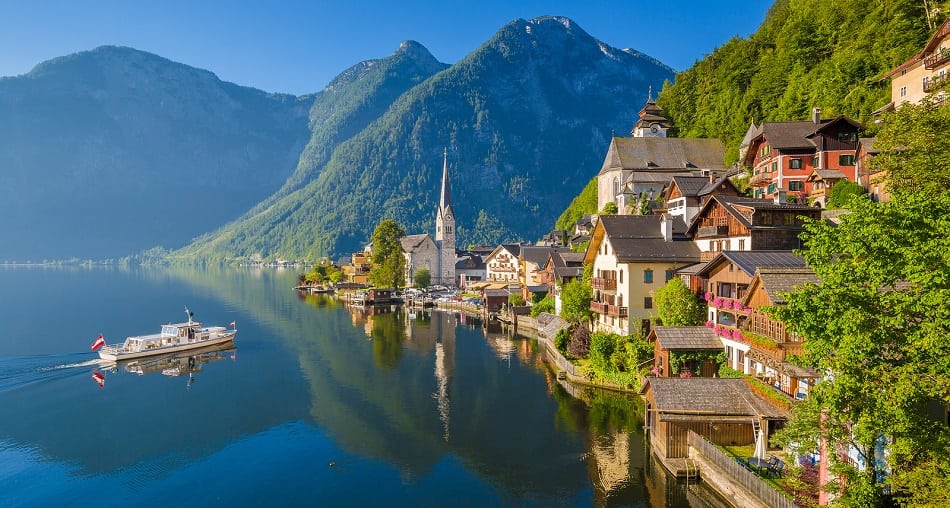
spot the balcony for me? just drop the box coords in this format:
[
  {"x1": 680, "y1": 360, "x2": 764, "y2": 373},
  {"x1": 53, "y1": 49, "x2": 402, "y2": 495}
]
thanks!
[
  {"x1": 590, "y1": 301, "x2": 607, "y2": 314},
  {"x1": 923, "y1": 74, "x2": 946, "y2": 93},
  {"x1": 924, "y1": 48, "x2": 950, "y2": 69},
  {"x1": 590, "y1": 301, "x2": 628, "y2": 317},
  {"x1": 749, "y1": 172, "x2": 773, "y2": 187},
  {"x1": 591, "y1": 277, "x2": 617, "y2": 291},
  {"x1": 696, "y1": 225, "x2": 729, "y2": 238}
]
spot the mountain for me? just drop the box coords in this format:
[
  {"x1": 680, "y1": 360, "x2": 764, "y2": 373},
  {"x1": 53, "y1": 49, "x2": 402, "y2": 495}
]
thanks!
[
  {"x1": 177, "y1": 16, "x2": 675, "y2": 262},
  {"x1": 656, "y1": 0, "x2": 944, "y2": 162},
  {"x1": 0, "y1": 46, "x2": 311, "y2": 261}
]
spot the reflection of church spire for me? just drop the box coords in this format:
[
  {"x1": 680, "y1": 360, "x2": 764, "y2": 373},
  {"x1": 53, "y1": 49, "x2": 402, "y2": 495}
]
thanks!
[{"x1": 433, "y1": 314, "x2": 455, "y2": 442}]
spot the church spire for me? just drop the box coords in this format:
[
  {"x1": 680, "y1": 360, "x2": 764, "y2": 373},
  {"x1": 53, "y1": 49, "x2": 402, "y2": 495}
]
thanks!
[{"x1": 439, "y1": 147, "x2": 452, "y2": 211}]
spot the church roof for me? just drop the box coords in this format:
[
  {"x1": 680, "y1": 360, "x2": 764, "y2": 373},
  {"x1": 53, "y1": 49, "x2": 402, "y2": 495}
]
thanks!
[
  {"x1": 400, "y1": 234, "x2": 435, "y2": 253},
  {"x1": 599, "y1": 137, "x2": 728, "y2": 175}
]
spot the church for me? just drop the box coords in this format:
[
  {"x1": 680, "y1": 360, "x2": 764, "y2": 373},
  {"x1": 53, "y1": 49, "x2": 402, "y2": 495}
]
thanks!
[{"x1": 401, "y1": 149, "x2": 457, "y2": 287}]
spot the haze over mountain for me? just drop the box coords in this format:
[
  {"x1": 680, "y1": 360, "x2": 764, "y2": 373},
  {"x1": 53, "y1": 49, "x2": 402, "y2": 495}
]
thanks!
[
  {"x1": 178, "y1": 16, "x2": 674, "y2": 262},
  {"x1": 0, "y1": 16, "x2": 673, "y2": 262},
  {"x1": 0, "y1": 46, "x2": 311, "y2": 261}
]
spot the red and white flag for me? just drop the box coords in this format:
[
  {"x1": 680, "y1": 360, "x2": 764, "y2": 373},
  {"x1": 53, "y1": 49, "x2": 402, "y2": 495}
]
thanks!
[
  {"x1": 92, "y1": 371, "x2": 105, "y2": 388},
  {"x1": 90, "y1": 334, "x2": 105, "y2": 351},
  {"x1": 229, "y1": 321, "x2": 236, "y2": 329}
]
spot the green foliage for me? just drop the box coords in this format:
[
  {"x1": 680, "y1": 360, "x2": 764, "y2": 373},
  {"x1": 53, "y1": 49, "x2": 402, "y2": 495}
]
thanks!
[
  {"x1": 668, "y1": 350, "x2": 726, "y2": 376},
  {"x1": 599, "y1": 202, "x2": 618, "y2": 214},
  {"x1": 773, "y1": 100, "x2": 950, "y2": 505},
  {"x1": 559, "y1": 278, "x2": 593, "y2": 323},
  {"x1": 305, "y1": 259, "x2": 343, "y2": 284},
  {"x1": 656, "y1": 0, "x2": 934, "y2": 164},
  {"x1": 530, "y1": 295, "x2": 555, "y2": 317},
  {"x1": 654, "y1": 277, "x2": 705, "y2": 326},
  {"x1": 368, "y1": 219, "x2": 406, "y2": 288},
  {"x1": 587, "y1": 332, "x2": 653, "y2": 389},
  {"x1": 554, "y1": 327, "x2": 571, "y2": 354},
  {"x1": 507, "y1": 293, "x2": 526, "y2": 306},
  {"x1": 413, "y1": 268, "x2": 431, "y2": 288},
  {"x1": 554, "y1": 178, "x2": 598, "y2": 232},
  {"x1": 826, "y1": 180, "x2": 867, "y2": 209}
]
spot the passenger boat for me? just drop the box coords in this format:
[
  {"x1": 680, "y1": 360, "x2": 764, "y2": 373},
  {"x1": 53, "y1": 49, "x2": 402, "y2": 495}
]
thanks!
[{"x1": 97, "y1": 308, "x2": 237, "y2": 361}]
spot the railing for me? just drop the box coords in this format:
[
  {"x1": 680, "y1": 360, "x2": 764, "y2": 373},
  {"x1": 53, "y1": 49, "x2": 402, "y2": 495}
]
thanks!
[
  {"x1": 749, "y1": 171, "x2": 773, "y2": 187},
  {"x1": 696, "y1": 225, "x2": 729, "y2": 238},
  {"x1": 607, "y1": 305, "x2": 628, "y2": 318},
  {"x1": 924, "y1": 49, "x2": 950, "y2": 69},
  {"x1": 591, "y1": 277, "x2": 617, "y2": 291},
  {"x1": 687, "y1": 431, "x2": 796, "y2": 508},
  {"x1": 923, "y1": 74, "x2": 947, "y2": 92},
  {"x1": 590, "y1": 301, "x2": 607, "y2": 314}
]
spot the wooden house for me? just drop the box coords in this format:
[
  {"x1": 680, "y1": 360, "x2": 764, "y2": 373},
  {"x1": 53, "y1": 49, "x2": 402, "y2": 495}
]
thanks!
[
  {"x1": 685, "y1": 195, "x2": 820, "y2": 262},
  {"x1": 641, "y1": 378, "x2": 789, "y2": 465},
  {"x1": 648, "y1": 327, "x2": 723, "y2": 378},
  {"x1": 662, "y1": 174, "x2": 740, "y2": 225}
]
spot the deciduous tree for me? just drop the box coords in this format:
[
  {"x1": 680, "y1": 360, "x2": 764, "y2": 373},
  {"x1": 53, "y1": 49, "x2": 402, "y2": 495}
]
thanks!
[
  {"x1": 369, "y1": 219, "x2": 406, "y2": 288},
  {"x1": 654, "y1": 277, "x2": 704, "y2": 326}
]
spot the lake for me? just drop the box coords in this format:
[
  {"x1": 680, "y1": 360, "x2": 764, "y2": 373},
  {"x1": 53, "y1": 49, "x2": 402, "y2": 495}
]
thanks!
[{"x1": 0, "y1": 266, "x2": 724, "y2": 507}]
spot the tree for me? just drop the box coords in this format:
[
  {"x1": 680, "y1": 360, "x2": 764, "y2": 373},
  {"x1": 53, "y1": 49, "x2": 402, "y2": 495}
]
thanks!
[
  {"x1": 826, "y1": 180, "x2": 867, "y2": 209},
  {"x1": 600, "y1": 202, "x2": 618, "y2": 214},
  {"x1": 368, "y1": 219, "x2": 406, "y2": 288},
  {"x1": 507, "y1": 293, "x2": 525, "y2": 306},
  {"x1": 413, "y1": 268, "x2": 431, "y2": 288},
  {"x1": 654, "y1": 277, "x2": 705, "y2": 326},
  {"x1": 530, "y1": 295, "x2": 555, "y2": 317},
  {"x1": 773, "y1": 101, "x2": 950, "y2": 506},
  {"x1": 560, "y1": 277, "x2": 592, "y2": 324}
]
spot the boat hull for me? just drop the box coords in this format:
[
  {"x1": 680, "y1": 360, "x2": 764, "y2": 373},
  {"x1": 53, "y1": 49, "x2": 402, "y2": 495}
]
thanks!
[{"x1": 98, "y1": 331, "x2": 236, "y2": 361}]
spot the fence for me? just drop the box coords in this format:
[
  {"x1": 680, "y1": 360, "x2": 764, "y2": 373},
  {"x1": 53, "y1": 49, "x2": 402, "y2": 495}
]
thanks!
[{"x1": 687, "y1": 430, "x2": 796, "y2": 508}]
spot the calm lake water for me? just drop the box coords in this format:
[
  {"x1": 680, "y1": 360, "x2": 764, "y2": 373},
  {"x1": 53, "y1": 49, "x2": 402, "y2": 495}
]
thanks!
[{"x1": 0, "y1": 266, "x2": 724, "y2": 507}]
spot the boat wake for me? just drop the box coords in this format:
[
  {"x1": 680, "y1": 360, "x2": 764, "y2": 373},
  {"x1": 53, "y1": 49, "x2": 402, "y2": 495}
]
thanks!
[{"x1": 0, "y1": 353, "x2": 107, "y2": 392}]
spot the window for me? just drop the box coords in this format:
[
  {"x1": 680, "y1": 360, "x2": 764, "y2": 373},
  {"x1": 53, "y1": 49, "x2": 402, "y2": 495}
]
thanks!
[
  {"x1": 837, "y1": 132, "x2": 858, "y2": 142},
  {"x1": 644, "y1": 297, "x2": 653, "y2": 309},
  {"x1": 771, "y1": 161, "x2": 778, "y2": 172},
  {"x1": 767, "y1": 183, "x2": 777, "y2": 194},
  {"x1": 754, "y1": 189, "x2": 762, "y2": 198},
  {"x1": 738, "y1": 239, "x2": 746, "y2": 250},
  {"x1": 643, "y1": 269, "x2": 653, "y2": 283},
  {"x1": 789, "y1": 158, "x2": 802, "y2": 169},
  {"x1": 839, "y1": 154, "x2": 856, "y2": 166},
  {"x1": 784, "y1": 213, "x2": 796, "y2": 225},
  {"x1": 665, "y1": 269, "x2": 674, "y2": 282},
  {"x1": 788, "y1": 180, "x2": 803, "y2": 191},
  {"x1": 900, "y1": 86, "x2": 907, "y2": 98},
  {"x1": 760, "y1": 145, "x2": 770, "y2": 157},
  {"x1": 812, "y1": 155, "x2": 820, "y2": 168},
  {"x1": 761, "y1": 213, "x2": 773, "y2": 225}
]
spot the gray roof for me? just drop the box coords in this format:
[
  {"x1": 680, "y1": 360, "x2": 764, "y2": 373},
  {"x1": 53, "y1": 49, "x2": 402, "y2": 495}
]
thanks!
[
  {"x1": 809, "y1": 169, "x2": 847, "y2": 181},
  {"x1": 400, "y1": 234, "x2": 434, "y2": 252},
  {"x1": 696, "y1": 251, "x2": 807, "y2": 278},
  {"x1": 601, "y1": 137, "x2": 728, "y2": 175},
  {"x1": 754, "y1": 267, "x2": 820, "y2": 305},
  {"x1": 598, "y1": 215, "x2": 700, "y2": 263},
  {"x1": 521, "y1": 245, "x2": 569, "y2": 266},
  {"x1": 652, "y1": 327, "x2": 724, "y2": 350},
  {"x1": 643, "y1": 378, "x2": 789, "y2": 419},
  {"x1": 858, "y1": 137, "x2": 879, "y2": 155}
]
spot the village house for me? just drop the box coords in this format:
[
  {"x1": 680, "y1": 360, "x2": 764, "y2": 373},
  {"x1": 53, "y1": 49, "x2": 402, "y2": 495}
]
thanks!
[
  {"x1": 401, "y1": 234, "x2": 439, "y2": 287},
  {"x1": 454, "y1": 251, "x2": 486, "y2": 289},
  {"x1": 661, "y1": 173, "x2": 741, "y2": 225},
  {"x1": 641, "y1": 378, "x2": 789, "y2": 472},
  {"x1": 519, "y1": 245, "x2": 570, "y2": 288},
  {"x1": 536, "y1": 251, "x2": 585, "y2": 315},
  {"x1": 484, "y1": 243, "x2": 523, "y2": 283},
  {"x1": 597, "y1": 98, "x2": 728, "y2": 214},
  {"x1": 740, "y1": 109, "x2": 865, "y2": 203},
  {"x1": 685, "y1": 195, "x2": 820, "y2": 262},
  {"x1": 584, "y1": 214, "x2": 700, "y2": 336},
  {"x1": 648, "y1": 326, "x2": 724, "y2": 378},
  {"x1": 342, "y1": 250, "x2": 372, "y2": 284},
  {"x1": 882, "y1": 16, "x2": 950, "y2": 109}
]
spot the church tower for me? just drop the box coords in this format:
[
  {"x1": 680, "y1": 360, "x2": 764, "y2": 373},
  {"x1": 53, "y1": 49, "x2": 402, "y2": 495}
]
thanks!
[
  {"x1": 630, "y1": 86, "x2": 671, "y2": 138},
  {"x1": 435, "y1": 148, "x2": 457, "y2": 286}
]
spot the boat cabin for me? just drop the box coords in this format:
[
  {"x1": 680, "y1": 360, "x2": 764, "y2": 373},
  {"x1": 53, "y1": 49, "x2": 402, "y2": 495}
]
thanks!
[{"x1": 123, "y1": 322, "x2": 204, "y2": 352}]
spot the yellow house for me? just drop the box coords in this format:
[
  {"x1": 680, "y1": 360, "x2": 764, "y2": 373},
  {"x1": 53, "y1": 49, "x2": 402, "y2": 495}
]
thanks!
[
  {"x1": 584, "y1": 215, "x2": 700, "y2": 336},
  {"x1": 883, "y1": 17, "x2": 950, "y2": 108}
]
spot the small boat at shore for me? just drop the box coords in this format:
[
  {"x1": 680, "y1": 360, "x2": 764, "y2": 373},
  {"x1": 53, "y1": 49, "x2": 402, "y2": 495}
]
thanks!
[{"x1": 97, "y1": 308, "x2": 236, "y2": 361}]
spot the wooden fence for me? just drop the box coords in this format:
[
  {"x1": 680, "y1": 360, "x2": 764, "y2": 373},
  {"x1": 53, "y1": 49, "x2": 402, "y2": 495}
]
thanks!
[{"x1": 687, "y1": 430, "x2": 796, "y2": 508}]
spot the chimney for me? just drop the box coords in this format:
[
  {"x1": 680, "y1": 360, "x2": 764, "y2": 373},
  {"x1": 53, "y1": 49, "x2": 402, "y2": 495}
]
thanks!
[
  {"x1": 709, "y1": 172, "x2": 716, "y2": 184},
  {"x1": 660, "y1": 214, "x2": 673, "y2": 241},
  {"x1": 812, "y1": 107, "x2": 821, "y2": 124},
  {"x1": 774, "y1": 189, "x2": 787, "y2": 204}
]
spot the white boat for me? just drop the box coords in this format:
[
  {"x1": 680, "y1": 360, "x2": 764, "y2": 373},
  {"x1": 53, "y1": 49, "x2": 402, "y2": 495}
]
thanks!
[{"x1": 98, "y1": 309, "x2": 236, "y2": 361}]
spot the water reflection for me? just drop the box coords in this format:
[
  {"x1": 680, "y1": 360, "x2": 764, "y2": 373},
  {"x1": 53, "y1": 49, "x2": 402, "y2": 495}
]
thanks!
[{"x1": 96, "y1": 343, "x2": 237, "y2": 388}]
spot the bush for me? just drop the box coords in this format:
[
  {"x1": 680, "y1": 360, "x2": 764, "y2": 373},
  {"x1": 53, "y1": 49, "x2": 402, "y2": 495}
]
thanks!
[
  {"x1": 567, "y1": 325, "x2": 591, "y2": 359},
  {"x1": 530, "y1": 295, "x2": 555, "y2": 317},
  {"x1": 508, "y1": 293, "x2": 525, "y2": 306},
  {"x1": 554, "y1": 327, "x2": 571, "y2": 354}
]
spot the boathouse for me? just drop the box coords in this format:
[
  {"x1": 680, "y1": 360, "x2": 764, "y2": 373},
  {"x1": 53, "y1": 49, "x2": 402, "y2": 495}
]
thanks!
[
  {"x1": 648, "y1": 326, "x2": 724, "y2": 378},
  {"x1": 641, "y1": 378, "x2": 789, "y2": 464}
]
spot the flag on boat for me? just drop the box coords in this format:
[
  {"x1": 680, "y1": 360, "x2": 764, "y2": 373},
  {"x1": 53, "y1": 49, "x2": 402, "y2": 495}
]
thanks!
[
  {"x1": 90, "y1": 334, "x2": 105, "y2": 351},
  {"x1": 229, "y1": 321, "x2": 236, "y2": 329},
  {"x1": 92, "y1": 371, "x2": 105, "y2": 388}
]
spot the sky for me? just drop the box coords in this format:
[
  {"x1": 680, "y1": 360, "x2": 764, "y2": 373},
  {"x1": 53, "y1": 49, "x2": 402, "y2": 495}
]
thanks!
[{"x1": 0, "y1": 1, "x2": 772, "y2": 96}]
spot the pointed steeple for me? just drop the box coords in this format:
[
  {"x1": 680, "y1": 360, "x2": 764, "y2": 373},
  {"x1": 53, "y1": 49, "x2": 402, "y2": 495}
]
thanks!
[{"x1": 439, "y1": 147, "x2": 452, "y2": 213}]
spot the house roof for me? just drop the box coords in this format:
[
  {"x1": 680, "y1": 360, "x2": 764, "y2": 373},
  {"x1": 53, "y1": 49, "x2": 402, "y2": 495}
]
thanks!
[
  {"x1": 746, "y1": 267, "x2": 820, "y2": 306},
  {"x1": 400, "y1": 234, "x2": 434, "y2": 253},
  {"x1": 600, "y1": 137, "x2": 728, "y2": 175},
  {"x1": 807, "y1": 169, "x2": 847, "y2": 182},
  {"x1": 651, "y1": 326, "x2": 724, "y2": 350},
  {"x1": 742, "y1": 116, "x2": 865, "y2": 165},
  {"x1": 587, "y1": 215, "x2": 700, "y2": 264},
  {"x1": 884, "y1": 17, "x2": 950, "y2": 78},
  {"x1": 521, "y1": 245, "x2": 569, "y2": 266},
  {"x1": 642, "y1": 378, "x2": 789, "y2": 419},
  {"x1": 694, "y1": 251, "x2": 807, "y2": 278},
  {"x1": 858, "y1": 137, "x2": 879, "y2": 156}
]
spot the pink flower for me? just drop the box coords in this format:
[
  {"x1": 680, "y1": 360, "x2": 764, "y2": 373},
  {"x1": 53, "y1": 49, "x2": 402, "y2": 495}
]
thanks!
[
  {"x1": 705, "y1": 320, "x2": 714, "y2": 328},
  {"x1": 704, "y1": 292, "x2": 713, "y2": 302},
  {"x1": 680, "y1": 371, "x2": 692, "y2": 378}
]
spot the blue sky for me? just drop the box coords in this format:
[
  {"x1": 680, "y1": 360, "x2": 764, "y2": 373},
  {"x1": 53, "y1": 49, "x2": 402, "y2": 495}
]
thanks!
[{"x1": 0, "y1": 1, "x2": 771, "y2": 95}]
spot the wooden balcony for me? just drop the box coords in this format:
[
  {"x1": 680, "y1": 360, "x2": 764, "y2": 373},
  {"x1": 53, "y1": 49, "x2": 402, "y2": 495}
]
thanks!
[
  {"x1": 749, "y1": 172, "x2": 773, "y2": 187},
  {"x1": 590, "y1": 301, "x2": 628, "y2": 317},
  {"x1": 696, "y1": 225, "x2": 729, "y2": 238},
  {"x1": 924, "y1": 74, "x2": 947, "y2": 92},
  {"x1": 590, "y1": 301, "x2": 607, "y2": 314},
  {"x1": 591, "y1": 277, "x2": 617, "y2": 291},
  {"x1": 924, "y1": 49, "x2": 950, "y2": 69}
]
